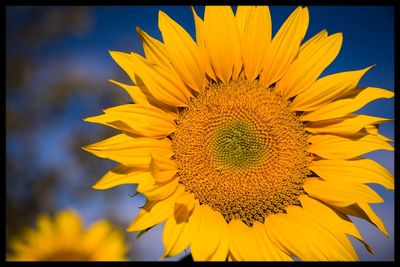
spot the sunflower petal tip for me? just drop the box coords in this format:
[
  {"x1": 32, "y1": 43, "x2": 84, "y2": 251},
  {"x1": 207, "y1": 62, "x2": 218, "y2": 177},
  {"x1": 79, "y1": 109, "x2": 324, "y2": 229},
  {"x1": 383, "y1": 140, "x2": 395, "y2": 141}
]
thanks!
[{"x1": 92, "y1": 182, "x2": 105, "y2": 190}]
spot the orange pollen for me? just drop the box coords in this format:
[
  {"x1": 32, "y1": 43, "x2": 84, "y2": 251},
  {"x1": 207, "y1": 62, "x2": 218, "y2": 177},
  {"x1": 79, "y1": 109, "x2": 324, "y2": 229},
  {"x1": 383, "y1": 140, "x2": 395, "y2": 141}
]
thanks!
[{"x1": 171, "y1": 78, "x2": 311, "y2": 226}]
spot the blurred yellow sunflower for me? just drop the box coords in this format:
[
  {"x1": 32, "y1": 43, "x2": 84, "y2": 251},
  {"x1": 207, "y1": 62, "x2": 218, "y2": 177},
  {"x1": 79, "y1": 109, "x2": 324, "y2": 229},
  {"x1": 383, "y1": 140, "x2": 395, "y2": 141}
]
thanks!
[
  {"x1": 84, "y1": 6, "x2": 394, "y2": 261},
  {"x1": 7, "y1": 209, "x2": 128, "y2": 261}
]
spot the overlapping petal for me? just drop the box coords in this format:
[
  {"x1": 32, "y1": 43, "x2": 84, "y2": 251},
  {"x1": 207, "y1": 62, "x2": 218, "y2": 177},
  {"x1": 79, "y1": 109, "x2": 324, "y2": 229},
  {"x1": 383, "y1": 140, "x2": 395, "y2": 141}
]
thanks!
[
  {"x1": 159, "y1": 11, "x2": 206, "y2": 92},
  {"x1": 301, "y1": 87, "x2": 394, "y2": 121},
  {"x1": 83, "y1": 134, "x2": 173, "y2": 167},
  {"x1": 239, "y1": 6, "x2": 271, "y2": 81},
  {"x1": 84, "y1": 104, "x2": 177, "y2": 138},
  {"x1": 260, "y1": 7, "x2": 309, "y2": 88},
  {"x1": 291, "y1": 66, "x2": 373, "y2": 111},
  {"x1": 308, "y1": 133, "x2": 393, "y2": 160},
  {"x1": 162, "y1": 197, "x2": 199, "y2": 258},
  {"x1": 203, "y1": 6, "x2": 242, "y2": 83},
  {"x1": 190, "y1": 204, "x2": 229, "y2": 261},
  {"x1": 275, "y1": 31, "x2": 342, "y2": 99},
  {"x1": 310, "y1": 158, "x2": 394, "y2": 190},
  {"x1": 305, "y1": 114, "x2": 392, "y2": 135},
  {"x1": 303, "y1": 178, "x2": 383, "y2": 207}
]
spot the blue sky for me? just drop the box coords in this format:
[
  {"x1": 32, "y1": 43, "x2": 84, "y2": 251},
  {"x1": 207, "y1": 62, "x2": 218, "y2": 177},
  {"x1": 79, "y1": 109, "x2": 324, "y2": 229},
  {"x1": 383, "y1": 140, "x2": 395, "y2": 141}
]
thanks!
[{"x1": 7, "y1": 6, "x2": 394, "y2": 261}]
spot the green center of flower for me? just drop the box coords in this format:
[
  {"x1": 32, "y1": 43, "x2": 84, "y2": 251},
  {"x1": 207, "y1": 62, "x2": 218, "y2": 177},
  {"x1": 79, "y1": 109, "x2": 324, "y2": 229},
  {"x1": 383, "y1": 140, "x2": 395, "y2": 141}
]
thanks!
[
  {"x1": 213, "y1": 120, "x2": 264, "y2": 170},
  {"x1": 172, "y1": 78, "x2": 311, "y2": 227}
]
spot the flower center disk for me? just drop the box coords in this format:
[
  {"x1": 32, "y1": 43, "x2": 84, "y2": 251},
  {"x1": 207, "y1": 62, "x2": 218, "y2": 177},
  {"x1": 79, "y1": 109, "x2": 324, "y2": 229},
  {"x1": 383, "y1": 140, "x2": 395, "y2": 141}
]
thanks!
[{"x1": 172, "y1": 78, "x2": 311, "y2": 226}]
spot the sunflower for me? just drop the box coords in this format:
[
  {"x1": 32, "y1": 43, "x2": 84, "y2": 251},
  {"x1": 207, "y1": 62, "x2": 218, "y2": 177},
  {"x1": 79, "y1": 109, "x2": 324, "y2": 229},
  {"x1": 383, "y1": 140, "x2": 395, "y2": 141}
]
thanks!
[
  {"x1": 7, "y1": 209, "x2": 129, "y2": 261},
  {"x1": 84, "y1": 6, "x2": 394, "y2": 261}
]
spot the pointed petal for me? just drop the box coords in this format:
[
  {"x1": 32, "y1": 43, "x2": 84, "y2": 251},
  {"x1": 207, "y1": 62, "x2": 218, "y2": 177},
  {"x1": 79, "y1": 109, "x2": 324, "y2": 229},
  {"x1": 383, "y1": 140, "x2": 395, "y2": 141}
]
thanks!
[
  {"x1": 299, "y1": 195, "x2": 374, "y2": 254},
  {"x1": 303, "y1": 178, "x2": 383, "y2": 207},
  {"x1": 127, "y1": 185, "x2": 185, "y2": 232},
  {"x1": 276, "y1": 32, "x2": 342, "y2": 99},
  {"x1": 305, "y1": 114, "x2": 392, "y2": 135},
  {"x1": 203, "y1": 6, "x2": 242, "y2": 83},
  {"x1": 129, "y1": 53, "x2": 193, "y2": 107},
  {"x1": 235, "y1": 6, "x2": 255, "y2": 35},
  {"x1": 241, "y1": 6, "x2": 271, "y2": 81},
  {"x1": 301, "y1": 87, "x2": 394, "y2": 121},
  {"x1": 136, "y1": 27, "x2": 171, "y2": 67},
  {"x1": 308, "y1": 133, "x2": 394, "y2": 160},
  {"x1": 260, "y1": 7, "x2": 309, "y2": 87},
  {"x1": 266, "y1": 205, "x2": 358, "y2": 261},
  {"x1": 292, "y1": 66, "x2": 373, "y2": 111},
  {"x1": 334, "y1": 202, "x2": 389, "y2": 237},
  {"x1": 190, "y1": 204, "x2": 229, "y2": 261},
  {"x1": 109, "y1": 80, "x2": 148, "y2": 105},
  {"x1": 83, "y1": 134, "x2": 173, "y2": 167},
  {"x1": 191, "y1": 7, "x2": 216, "y2": 81},
  {"x1": 93, "y1": 164, "x2": 153, "y2": 190},
  {"x1": 84, "y1": 104, "x2": 177, "y2": 138},
  {"x1": 109, "y1": 51, "x2": 138, "y2": 84},
  {"x1": 159, "y1": 11, "x2": 206, "y2": 92},
  {"x1": 310, "y1": 158, "x2": 394, "y2": 190}
]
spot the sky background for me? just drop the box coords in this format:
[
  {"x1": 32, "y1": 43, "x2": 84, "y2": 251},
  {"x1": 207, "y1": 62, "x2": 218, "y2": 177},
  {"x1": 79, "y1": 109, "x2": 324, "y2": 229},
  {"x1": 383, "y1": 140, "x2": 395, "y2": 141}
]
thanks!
[{"x1": 6, "y1": 6, "x2": 394, "y2": 261}]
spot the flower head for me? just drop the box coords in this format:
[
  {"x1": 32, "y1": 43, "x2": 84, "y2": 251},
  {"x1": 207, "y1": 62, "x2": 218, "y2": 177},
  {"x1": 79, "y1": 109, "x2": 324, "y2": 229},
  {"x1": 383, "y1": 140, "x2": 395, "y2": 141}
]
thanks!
[
  {"x1": 84, "y1": 6, "x2": 394, "y2": 261},
  {"x1": 7, "y1": 209, "x2": 129, "y2": 261}
]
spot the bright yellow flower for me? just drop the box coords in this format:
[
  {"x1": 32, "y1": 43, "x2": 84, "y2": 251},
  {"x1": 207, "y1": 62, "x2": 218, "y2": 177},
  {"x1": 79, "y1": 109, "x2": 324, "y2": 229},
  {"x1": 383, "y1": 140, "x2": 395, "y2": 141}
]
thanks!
[
  {"x1": 7, "y1": 210, "x2": 129, "y2": 261},
  {"x1": 84, "y1": 6, "x2": 394, "y2": 261}
]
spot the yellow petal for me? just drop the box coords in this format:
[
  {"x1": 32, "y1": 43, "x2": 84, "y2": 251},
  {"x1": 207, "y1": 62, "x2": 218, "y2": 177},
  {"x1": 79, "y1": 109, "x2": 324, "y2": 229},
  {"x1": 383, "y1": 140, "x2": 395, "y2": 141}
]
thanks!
[
  {"x1": 241, "y1": 6, "x2": 271, "y2": 81},
  {"x1": 291, "y1": 66, "x2": 373, "y2": 111},
  {"x1": 305, "y1": 114, "x2": 392, "y2": 135},
  {"x1": 81, "y1": 220, "x2": 114, "y2": 256},
  {"x1": 91, "y1": 227, "x2": 128, "y2": 261},
  {"x1": 299, "y1": 195, "x2": 374, "y2": 254},
  {"x1": 310, "y1": 158, "x2": 394, "y2": 190},
  {"x1": 303, "y1": 178, "x2": 383, "y2": 207},
  {"x1": 93, "y1": 165, "x2": 153, "y2": 190},
  {"x1": 229, "y1": 219, "x2": 289, "y2": 261},
  {"x1": 235, "y1": 6, "x2": 254, "y2": 35},
  {"x1": 54, "y1": 210, "x2": 83, "y2": 248},
  {"x1": 190, "y1": 204, "x2": 229, "y2": 261},
  {"x1": 108, "y1": 80, "x2": 178, "y2": 115},
  {"x1": 159, "y1": 11, "x2": 205, "y2": 92},
  {"x1": 136, "y1": 27, "x2": 171, "y2": 68},
  {"x1": 252, "y1": 221, "x2": 293, "y2": 261},
  {"x1": 298, "y1": 29, "x2": 327, "y2": 53},
  {"x1": 137, "y1": 177, "x2": 179, "y2": 201},
  {"x1": 109, "y1": 51, "x2": 138, "y2": 84},
  {"x1": 301, "y1": 87, "x2": 394, "y2": 121},
  {"x1": 127, "y1": 185, "x2": 185, "y2": 232},
  {"x1": 287, "y1": 205, "x2": 358, "y2": 260},
  {"x1": 84, "y1": 104, "x2": 177, "y2": 138},
  {"x1": 129, "y1": 52, "x2": 193, "y2": 107},
  {"x1": 108, "y1": 80, "x2": 145, "y2": 104},
  {"x1": 83, "y1": 134, "x2": 173, "y2": 167},
  {"x1": 260, "y1": 7, "x2": 309, "y2": 88},
  {"x1": 265, "y1": 212, "x2": 315, "y2": 260},
  {"x1": 308, "y1": 133, "x2": 393, "y2": 160},
  {"x1": 266, "y1": 205, "x2": 358, "y2": 261},
  {"x1": 276, "y1": 32, "x2": 342, "y2": 99},
  {"x1": 191, "y1": 7, "x2": 216, "y2": 81},
  {"x1": 163, "y1": 199, "x2": 200, "y2": 258},
  {"x1": 334, "y1": 202, "x2": 389, "y2": 237},
  {"x1": 203, "y1": 6, "x2": 242, "y2": 83},
  {"x1": 149, "y1": 156, "x2": 177, "y2": 183}
]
